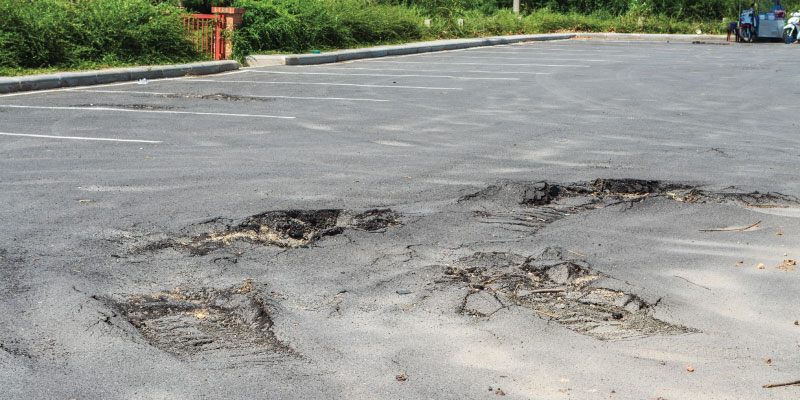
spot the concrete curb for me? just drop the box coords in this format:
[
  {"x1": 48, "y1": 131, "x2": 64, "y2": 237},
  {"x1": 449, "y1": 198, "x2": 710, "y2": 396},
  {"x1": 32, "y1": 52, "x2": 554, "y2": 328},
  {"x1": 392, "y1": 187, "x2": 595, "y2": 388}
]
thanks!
[
  {"x1": 245, "y1": 32, "x2": 730, "y2": 67},
  {"x1": 246, "y1": 33, "x2": 576, "y2": 67},
  {"x1": 0, "y1": 60, "x2": 239, "y2": 95},
  {"x1": 575, "y1": 33, "x2": 728, "y2": 41}
]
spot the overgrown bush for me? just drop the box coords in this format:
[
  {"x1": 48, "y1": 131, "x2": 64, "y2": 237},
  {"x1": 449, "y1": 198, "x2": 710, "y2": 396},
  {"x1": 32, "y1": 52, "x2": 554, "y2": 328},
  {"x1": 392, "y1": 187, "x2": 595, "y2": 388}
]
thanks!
[
  {"x1": 231, "y1": 0, "x2": 424, "y2": 55},
  {"x1": 0, "y1": 0, "x2": 198, "y2": 70},
  {"x1": 439, "y1": 8, "x2": 724, "y2": 38},
  {"x1": 390, "y1": 0, "x2": 800, "y2": 20}
]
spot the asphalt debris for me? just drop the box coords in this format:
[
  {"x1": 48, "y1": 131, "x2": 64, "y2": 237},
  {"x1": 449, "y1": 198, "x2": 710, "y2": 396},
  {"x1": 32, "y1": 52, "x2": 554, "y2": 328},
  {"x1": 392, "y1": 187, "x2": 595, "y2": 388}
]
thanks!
[
  {"x1": 442, "y1": 248, "x2": 694, "y2": 340},
  {"x1": 137, "y1": 208, "x2": 401, "y2": 255},
  {"x1": 111, "y1": 280, "x2": 294, "y2": 365}
]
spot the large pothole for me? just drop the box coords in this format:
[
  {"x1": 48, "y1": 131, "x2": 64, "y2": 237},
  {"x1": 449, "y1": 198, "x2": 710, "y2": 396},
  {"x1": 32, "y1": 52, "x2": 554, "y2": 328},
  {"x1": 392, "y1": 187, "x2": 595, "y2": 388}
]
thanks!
[
  {"x1": 114, "y1": 280, "x2": 293, "y2": 365},
  {"x1": 139, "y1": 208, "x2": 401, "y2": 255},
  {"x1": 440, "y1": 248, "x2": 694, "y2": 340},
  {"x1": 463, "y1": 179, "x2": 799, "y2": 233}
]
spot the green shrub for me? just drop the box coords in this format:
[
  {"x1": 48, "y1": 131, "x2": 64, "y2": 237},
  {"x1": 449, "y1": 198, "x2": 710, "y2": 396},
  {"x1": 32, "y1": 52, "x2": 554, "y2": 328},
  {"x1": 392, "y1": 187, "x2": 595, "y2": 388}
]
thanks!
[
  {"x1": 71, "y1": 0, "x2": 198, "y2": 65},
  {"x1": 0, "y1": 0, "x2": 74, "y2": 68},
  {"x1": 0, "y1": 0, "x2": 198, "y2": 70},
  {"x1": 232, "y1": 0, "x2": 424, "y2": 55}
]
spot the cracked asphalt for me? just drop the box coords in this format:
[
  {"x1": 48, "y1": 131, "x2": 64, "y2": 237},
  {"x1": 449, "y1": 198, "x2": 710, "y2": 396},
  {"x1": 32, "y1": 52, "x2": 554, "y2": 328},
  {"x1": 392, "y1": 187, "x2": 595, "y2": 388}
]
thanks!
[{"x1": 2, "y1": 39, "x2": 800, "y2": 399}]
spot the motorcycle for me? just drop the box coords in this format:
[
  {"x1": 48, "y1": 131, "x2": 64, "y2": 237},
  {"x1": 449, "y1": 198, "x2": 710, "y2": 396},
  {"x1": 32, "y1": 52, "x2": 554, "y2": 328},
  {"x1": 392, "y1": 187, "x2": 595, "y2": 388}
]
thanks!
[
  {"x1": 739, "y1": 8, "x2": 756, "y2": 42},
  {"x1": 783, "y1": 11, "x2": 800, "y2": 43}
]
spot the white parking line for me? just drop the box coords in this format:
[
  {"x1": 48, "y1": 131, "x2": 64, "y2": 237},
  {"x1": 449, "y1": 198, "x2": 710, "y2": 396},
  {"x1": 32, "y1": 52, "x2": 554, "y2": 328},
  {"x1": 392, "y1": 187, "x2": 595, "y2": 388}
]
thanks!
[
  {"x1": 0, "y1": 104, "x2": 295, "y2": 119},
  {"x1": 209, "y1": 69, "x2": 251, "y2": 77},
  {"x1": 417, "y1": 55, "x2": 609, "y2": 62},
  {"x1": 0, "y1": 131, "x2": 162, "y2": 144},
  {"x1": 465, "y1": 47, "x2": 632, "y2": 54},
  {"x1": 317, "y1": 66, "x2": 550, "y2": 75},
  {"x1": 363, "y1": 60, "x2": 591, "y2": 68},
  {"x1": 70, "y1": 89, "x2": 390, "y2": 102},
  {"x1": 247, "y1": 70, "x2": 518, "y2": 80},
  {"x1": 189, "y1": 79, "x2": 462, "y2": 90}
]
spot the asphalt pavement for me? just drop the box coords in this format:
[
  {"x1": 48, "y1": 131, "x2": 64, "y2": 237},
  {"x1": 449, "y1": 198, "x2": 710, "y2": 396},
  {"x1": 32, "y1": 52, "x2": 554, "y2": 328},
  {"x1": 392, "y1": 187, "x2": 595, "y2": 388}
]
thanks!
[{"x1": 2, "y1": 39, "x2": 800, "y2": 399}]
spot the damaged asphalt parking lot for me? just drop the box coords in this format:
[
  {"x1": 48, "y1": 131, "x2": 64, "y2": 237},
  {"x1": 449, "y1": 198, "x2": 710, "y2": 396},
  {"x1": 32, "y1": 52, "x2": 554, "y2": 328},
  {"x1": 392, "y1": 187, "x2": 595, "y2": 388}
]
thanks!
[{"x1": 2, "y1": 39, "x2": 800, "y2": 399}]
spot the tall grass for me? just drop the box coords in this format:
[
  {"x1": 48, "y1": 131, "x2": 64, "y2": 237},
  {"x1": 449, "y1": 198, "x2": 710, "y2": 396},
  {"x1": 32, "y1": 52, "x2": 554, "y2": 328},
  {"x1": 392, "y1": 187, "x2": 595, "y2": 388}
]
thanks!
[
  {"x1": 434, "y1": 8, "x2": 726, "y2": 38},
  {"x1": 0, "y1": 0, "x2": 198, "y2": 72},
  {"x1": 390, "y1": 0, "x2": 800, "y2": 20}
]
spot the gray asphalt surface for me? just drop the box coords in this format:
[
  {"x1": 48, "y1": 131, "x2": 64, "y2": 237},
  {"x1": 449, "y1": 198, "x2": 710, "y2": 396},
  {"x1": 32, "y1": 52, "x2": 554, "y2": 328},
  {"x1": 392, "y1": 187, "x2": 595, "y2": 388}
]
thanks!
[{"x1": 1, "y1": 39, "x2": 800, "y2": 399}]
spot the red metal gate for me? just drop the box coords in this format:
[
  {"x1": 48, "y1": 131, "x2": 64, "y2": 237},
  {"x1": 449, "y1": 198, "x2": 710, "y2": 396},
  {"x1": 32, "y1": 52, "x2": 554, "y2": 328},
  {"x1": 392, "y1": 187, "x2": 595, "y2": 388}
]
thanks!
[{"x1": 183, "y1": 14, "x2": 226, "y2": 60}]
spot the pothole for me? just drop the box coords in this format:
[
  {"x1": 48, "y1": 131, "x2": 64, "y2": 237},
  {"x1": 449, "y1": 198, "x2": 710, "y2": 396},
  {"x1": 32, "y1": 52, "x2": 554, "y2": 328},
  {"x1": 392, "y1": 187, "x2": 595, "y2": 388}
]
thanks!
[
  {"x1": 164, "y1": 93, "x2": 276, "y2": 102},
  {"x1": 463, "y1": 179, "x2": 800, "y2": 231},
  {"x1": 113, "y1": 280, "x2": 294, "y2": 365},
  {"x1": 73, "y1": 103, "x2": 180, "y2": 110},
  {"x1": 440, "y1": 248, "x2": 694, "y2": 340},
  {"x1": 461, "y1": 178, "x2": 694, "y2": 206},
  {"x1": 140, "y1": 208, "x2": 401, "y2": 255}
]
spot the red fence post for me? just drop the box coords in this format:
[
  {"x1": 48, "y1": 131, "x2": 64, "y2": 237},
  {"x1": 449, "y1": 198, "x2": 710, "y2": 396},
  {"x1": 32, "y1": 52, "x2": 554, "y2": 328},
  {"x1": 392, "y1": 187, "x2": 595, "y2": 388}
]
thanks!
[
  {"x1": 212, "y1": 7, "x2": 245, "y2": 60},
  {"x1": 184, "y1": 14, "x2": 227, "y2": 60},
  {"x1": 215, "y1": 15, "x2": 224, "y2": 60}
]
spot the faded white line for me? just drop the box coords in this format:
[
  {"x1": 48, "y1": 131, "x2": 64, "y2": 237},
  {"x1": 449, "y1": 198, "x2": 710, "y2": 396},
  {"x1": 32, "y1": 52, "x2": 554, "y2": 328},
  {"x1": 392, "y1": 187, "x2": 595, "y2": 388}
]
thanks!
[
  {"x1": 363, "y1": 60, "x2": 591, "y2": 68},
  {"x1": 427, "y1": 55, "x2": 609, "y2": 62},
  {"x1": 0, "y1": 104, "x2": 295, "y2": 119},
  {"x1": 0, "y1": 131, "x2": 162, "y2": 144},
  {"x1": 69, "y1": 89, "x2": 389, "y2": 102},
  {"x1": 404, "y1": 53, "x2": 616, "y2": 62},
  {"x1": 189, "y1": 79, "x2": 462, "y2": 90},
  {"x1": 374, "y1": 140, "x2": 414, "y2": 147},
  {"x1": 318, "y1": 66, "x2": 550, "y2": 75},
  {"x1": 248, "y1": 70, "x2": 518, "y2": 80},
  {"x1": 209, "y1": 69, "x2": 251, "y2": 77}
]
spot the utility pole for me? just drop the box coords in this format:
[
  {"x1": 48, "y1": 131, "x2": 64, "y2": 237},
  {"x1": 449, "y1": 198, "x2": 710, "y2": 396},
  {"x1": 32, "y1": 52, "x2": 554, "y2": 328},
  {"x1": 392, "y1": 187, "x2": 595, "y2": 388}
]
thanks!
[{"x1": 513, "y1": 0, "x2": 520, "y2": 14}]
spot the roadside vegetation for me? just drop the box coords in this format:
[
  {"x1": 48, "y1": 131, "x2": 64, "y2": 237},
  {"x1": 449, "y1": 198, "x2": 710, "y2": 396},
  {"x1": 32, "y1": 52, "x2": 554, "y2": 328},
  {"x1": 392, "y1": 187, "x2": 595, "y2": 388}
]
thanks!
[
  {"x1": 230, "y1": 0, "x2": 800, "y2": 56},
  {"x1": 0, "y1": 0, "x2": 198, "y2": 76},
  {"x1": 4, "y1": 0, "x2": 800, "y2": 76}
]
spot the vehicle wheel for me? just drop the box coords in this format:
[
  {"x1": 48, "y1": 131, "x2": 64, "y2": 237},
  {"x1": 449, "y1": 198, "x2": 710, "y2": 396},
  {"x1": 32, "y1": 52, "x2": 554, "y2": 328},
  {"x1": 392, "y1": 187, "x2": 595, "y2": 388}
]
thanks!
[
  {"x1": 783, "y1": 27, "x2": 797, "y2": 44},
  {"x1": 741, "y1": 26, "x2": 753, "y2": 42}
]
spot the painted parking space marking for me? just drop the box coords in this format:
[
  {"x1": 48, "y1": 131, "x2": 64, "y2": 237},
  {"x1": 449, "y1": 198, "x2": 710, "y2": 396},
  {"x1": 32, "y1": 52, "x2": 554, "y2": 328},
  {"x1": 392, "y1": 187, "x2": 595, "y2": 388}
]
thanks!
[
  {"x1": 0, "y1": 104, "x2": 296, "y2": 119},
  {"x1": 0, "y1": 131, "x2": 163, "y2": 144},
  {"x1": 189, "y1": 79, "x2": 463, "y2": 90},
  {"x1": 247, "y1": 70, "x2": 519, "y2": 80},
  {"x1": 316, "y1": 66, "x2": 551, "y2": 75},
  {"x1": 430, "y1": 55, "x2": 610, "y2": 62},
  {"x1": 362, "y1": 60, "x2": 591, "y2": 68},
  {"x1": 457, "y1": 49, "x2": 645, "y2": 57},
  {"x1": 70, "y1": 89, "x2": 390, "y2": 102}
]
